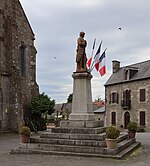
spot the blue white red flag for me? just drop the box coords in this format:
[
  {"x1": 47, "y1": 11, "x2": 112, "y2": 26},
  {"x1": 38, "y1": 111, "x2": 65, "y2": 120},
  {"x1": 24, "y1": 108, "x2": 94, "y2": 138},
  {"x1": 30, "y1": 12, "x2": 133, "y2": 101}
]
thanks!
[
  {"x1": 94, "y1": 41, "x2": 102, "y2": 71},
  {"x1": 98, "y1": 49, "x2": 106, "y2": 76},
  {"x1": 87, "y1": 39, "x2": 96, "y2": 68}
]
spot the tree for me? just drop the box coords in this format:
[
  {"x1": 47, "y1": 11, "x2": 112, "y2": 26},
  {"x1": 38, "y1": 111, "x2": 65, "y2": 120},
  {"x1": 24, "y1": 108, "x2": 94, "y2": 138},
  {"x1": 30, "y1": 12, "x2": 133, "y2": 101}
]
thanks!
[
  {"x1": 67, "y1": 93, "x2": 73, "y2": 103},
  {"x1": 95, "y1": 96, "x2": 103, "y2": 102},
  {"x1": 30, "y1": 92, "x2": 55, "y2": 115},
  {"x1": 27, "y1": 93, "x2": 55, "y2": 131}
]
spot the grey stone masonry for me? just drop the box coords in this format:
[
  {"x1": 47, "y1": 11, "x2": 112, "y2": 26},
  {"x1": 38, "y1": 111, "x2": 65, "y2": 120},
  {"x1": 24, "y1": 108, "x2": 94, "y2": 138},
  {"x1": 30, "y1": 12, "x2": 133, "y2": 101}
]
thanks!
[
  {"x1": 0, "y1": 0, "x2": 39, "y2": 131},
  {"x1": 11, "y1": 124, "x2": 141, "y2": 159},
  {"x1": 69, "y1": 72, "x2": 95, "y2": 121}
]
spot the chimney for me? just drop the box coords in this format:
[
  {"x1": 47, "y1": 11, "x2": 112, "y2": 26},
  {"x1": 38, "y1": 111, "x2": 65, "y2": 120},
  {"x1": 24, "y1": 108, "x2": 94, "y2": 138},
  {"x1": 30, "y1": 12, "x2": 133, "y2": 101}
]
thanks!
[{"x1": 112, "y1": 60, "x2": 120, "y2": 73}]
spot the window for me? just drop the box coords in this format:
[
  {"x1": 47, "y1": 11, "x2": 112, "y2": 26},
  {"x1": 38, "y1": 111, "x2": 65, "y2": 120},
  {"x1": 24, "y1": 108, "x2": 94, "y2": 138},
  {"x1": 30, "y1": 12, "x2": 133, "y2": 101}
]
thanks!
[
  {"x1": 19, "y1": 43, "x2": 26, "y2": 77},
  {"x1": 124, "y1": 69, "x2": 128, "y2": 80},
  {"x1": 121, "y1": 90, "x2": 131, "y2": 109},
  {"x1": 123, "y1": 90, "x2": 131, "y2": 101},
  {"x1": 110, "y1": 92, "x2": 119, "y2": 104},
  {"x1": 140, "y1": 111, "x2": 145, "y2": 126},
  {"x1": 140, "y1": 89, "x2": 145, "y2": 102},
  {"x1": 124, "y1": 67, "x2": 138, "y2": 80},
  {"x1": 111, "y1": 112, "x2": 116, "y2": 125}
]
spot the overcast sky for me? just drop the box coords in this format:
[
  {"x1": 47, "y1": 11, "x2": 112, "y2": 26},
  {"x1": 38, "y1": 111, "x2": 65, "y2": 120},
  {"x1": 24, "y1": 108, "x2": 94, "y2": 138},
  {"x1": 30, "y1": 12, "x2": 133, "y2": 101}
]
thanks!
[{"x1": 20, "y1": 0, "x2": 150, "y2": 103}]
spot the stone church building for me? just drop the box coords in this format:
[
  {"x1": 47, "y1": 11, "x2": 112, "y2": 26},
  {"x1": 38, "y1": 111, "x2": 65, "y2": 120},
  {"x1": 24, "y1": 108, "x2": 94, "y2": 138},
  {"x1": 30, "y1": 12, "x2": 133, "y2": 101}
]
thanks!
[{"x1": 0, "y1": 0, "x2": 39, "y2": 131}]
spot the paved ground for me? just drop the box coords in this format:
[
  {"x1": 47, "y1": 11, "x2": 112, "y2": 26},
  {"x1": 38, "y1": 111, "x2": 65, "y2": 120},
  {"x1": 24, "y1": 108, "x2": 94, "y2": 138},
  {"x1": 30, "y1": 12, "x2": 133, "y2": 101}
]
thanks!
[{"x1": 0, "y1": 132, "x2": 150, "y2": 166}]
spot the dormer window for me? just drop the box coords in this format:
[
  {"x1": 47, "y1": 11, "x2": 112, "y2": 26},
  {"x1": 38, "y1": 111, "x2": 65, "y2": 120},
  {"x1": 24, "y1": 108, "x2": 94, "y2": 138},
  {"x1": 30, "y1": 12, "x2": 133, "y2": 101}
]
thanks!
[
  {"x1": 124, "y1": 69, "x2": 129, "y2": 80},
  {"x1": 124, "y1": 67, "x2": 138, "y2": 80}
]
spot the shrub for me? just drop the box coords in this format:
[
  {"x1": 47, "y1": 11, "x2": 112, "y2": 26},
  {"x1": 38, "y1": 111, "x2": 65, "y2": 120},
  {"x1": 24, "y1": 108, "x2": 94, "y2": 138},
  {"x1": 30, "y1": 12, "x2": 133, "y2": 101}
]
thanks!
[
  {"x1": 30, "y1": 92, "x2": 55, "y2": 115},
  {"x1": 25, "y1": 118, "x2": 38, "y2": 132},
  {"x1": 25, "y1": 117, "x2": 47, "y2": 131},
  {"x1": 28, "y1": 93, "x2": 55, "y2": 131},
  {"x1": 106, "y1": 126, "x2": 120, "y2": 139},
  {"x1": 19, "y1": 126, "x2": 31, "y2": 136},
  {"x1": 137, "y1": 127, "x2": 145, "y2": 132},
  {"x1": 127, "y1": 121, "x2": 138, "y2": 131}
]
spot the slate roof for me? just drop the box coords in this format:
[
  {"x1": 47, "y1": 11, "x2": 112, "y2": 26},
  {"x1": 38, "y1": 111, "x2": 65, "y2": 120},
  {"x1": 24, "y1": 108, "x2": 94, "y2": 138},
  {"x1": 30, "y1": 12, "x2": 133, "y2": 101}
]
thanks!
[
  {"x1": 105, "y1": 60, "x2": 150, "y2": 86},
  {"x1": 93, "y1": 107, "x2": 105, "y2": 113}
]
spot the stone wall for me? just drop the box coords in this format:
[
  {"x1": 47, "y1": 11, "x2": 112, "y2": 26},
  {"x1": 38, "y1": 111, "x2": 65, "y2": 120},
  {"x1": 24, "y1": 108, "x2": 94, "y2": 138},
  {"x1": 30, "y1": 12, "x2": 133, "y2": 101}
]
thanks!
[
  {"x1": 105, "y1": 79, "x2": 150, "y2": 131},
  {"x1": 0, "y1": 0, "x2": 39, "y2": 131}
]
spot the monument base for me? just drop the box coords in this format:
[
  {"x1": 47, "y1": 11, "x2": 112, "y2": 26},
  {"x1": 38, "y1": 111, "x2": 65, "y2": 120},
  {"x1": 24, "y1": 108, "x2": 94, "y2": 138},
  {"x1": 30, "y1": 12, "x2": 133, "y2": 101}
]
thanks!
[
  {"x1": 69, "y1": 113, "x2": 95, "y2": 121},
  {"x1": 60, "y1": 119, "x2": 103, "y2": 128},
  {"x1": 70, "y1": 72, "x2": 94, "y2": 119}
]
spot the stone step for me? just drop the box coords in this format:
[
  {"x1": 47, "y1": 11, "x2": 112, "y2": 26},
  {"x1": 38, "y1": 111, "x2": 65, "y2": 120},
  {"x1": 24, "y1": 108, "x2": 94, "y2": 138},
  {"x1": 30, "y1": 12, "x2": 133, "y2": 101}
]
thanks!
[
  {"x1": 50, "y1": 126, "x2": 107, "y2": 134},
  {"x1": 118, "y1": 134, "x2": 128, "y2": 142},
  {"x1": 11, "y1": 137, "x2": 136, "y2": 155},
  {"x1": 40, "y1": 132, "x2": 106, "y2": 141},
  {"x1": 30, "y1": 137, "x2": 106, "y2": 147},
  {"x1": 10, "y1": 142, "x2": 141, "y2": 159},
  {"x1": 30, "y1": 133, "x2": 127, "y2": 147},
  {"x1": 60, "y1": 120, "x2": 104, "y2": 128},
  {"x1": 114, "y1": 142, "x2": 141, "y2": 159},
  {"x1": 105, "y1": 138, "x2": 136, "y2": 155}
]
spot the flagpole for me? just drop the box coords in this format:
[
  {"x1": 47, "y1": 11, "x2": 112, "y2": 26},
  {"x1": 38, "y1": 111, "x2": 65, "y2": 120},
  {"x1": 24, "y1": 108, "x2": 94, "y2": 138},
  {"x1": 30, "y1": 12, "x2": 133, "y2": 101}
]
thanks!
[
  {"x1": 103, "y1": 48, "x2": 107, "y2": 53},
  {"x1": 90, "y1": 38, "x2": 96, "y2": 65},
  {"x1": 89, "y1": 41, "x2": 103, "y2": 72},
  {"x1": 90, "y1": 48, "x2": 107, "y2": 72}
]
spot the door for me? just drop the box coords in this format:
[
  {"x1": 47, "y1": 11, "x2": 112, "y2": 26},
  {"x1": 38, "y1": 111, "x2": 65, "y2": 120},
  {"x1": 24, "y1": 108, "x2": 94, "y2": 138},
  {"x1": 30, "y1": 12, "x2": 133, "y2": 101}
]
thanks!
[{"x1": 124, "y1": 112, "x2": 130, "y2": 129}]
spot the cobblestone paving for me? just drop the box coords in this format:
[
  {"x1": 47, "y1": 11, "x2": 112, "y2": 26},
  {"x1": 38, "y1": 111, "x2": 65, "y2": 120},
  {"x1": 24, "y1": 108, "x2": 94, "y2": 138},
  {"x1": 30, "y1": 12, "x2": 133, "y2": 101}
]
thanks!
[{"x1": 0, "y1": 133, "x2": 150, "y2": 166}]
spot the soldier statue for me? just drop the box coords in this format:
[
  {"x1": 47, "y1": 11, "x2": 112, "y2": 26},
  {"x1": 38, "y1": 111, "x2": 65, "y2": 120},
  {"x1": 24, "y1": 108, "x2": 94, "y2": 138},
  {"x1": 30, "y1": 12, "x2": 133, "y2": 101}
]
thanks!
[{"x1": 76, "y1": 31, "x2": 87, "y2": 72}]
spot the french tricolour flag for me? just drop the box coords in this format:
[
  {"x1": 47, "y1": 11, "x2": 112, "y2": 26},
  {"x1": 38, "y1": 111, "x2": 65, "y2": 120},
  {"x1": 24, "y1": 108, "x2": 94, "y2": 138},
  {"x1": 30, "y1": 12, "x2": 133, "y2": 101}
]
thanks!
[
  {"x1": 98, "y1": 50, "x2": 106, "y2": 76},
  {"x1": 94, "y1": 41, "x2": 102, "y2": 71},
  {"x1": 87, "y1": 39, "x2": 96, "y2": 68}
]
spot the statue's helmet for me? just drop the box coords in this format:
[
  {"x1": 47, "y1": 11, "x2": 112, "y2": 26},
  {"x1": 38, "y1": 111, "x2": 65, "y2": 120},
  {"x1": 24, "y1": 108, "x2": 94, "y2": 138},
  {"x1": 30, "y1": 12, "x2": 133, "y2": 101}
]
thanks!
[{"x1": 79, "y1": 31, "x2": 85, "y2": 36}]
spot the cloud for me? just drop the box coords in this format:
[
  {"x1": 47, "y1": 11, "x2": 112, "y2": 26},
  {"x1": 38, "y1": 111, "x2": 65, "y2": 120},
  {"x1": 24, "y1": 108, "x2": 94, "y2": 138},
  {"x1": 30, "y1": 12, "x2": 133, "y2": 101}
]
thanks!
[{"x1": 20, "y1": 0, "x2": 150, "y2": 103}]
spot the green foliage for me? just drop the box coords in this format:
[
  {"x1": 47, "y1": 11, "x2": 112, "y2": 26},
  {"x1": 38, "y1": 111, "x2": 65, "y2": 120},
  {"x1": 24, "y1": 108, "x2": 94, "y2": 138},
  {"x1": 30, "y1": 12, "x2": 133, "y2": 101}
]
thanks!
[
  {"x1": 19, "y1": 126, "x2": 31, "y2": 136},
  {"x1": 95, "y1": 96, "x2": 103, "y2": 102},
  {"x1": 106, "y1": 126, "x2": 120, "y2": 139},
  {"x1": 127, "y1": 121, "x2": 138, "y2": 131},
  {"x1": 30, "y1": 92, "x2": 55, "y2": 115},
  {"x1": 28, "y1": 93, "x2": 55, "y2": 131},
  {"x1": 25, "y1": 117, "x2": 47, "y2": 131},
  {"x1": 25, "y1": 118, "x2": 38, "y2": 132},
  {"x1": 67, "y1": 93, "x2": 73, "y2": 103},
  {"x1": 137, "y1": 127, "x2": 145, "y2": 132}
]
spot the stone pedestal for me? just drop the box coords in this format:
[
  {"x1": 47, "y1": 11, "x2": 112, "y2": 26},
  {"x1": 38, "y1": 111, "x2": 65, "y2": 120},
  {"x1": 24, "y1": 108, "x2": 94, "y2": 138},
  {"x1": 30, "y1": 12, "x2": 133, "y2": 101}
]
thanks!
[
  {"x1": 69, "y1": 72, "x2": 95, "y2": 121},
  {"x1": 60, "y1": 72, "x2": 98, "y2": 128}
]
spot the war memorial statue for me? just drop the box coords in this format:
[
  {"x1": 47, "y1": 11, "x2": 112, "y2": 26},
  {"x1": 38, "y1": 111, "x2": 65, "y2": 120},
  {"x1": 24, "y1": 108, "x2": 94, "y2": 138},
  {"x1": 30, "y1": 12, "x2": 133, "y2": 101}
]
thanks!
[
  {"x1": 63, "y1": 31, "x2": 96, "y2": 124},
  {"x1": 76, "y1": 31, "x2": 87, "y2": 72}
]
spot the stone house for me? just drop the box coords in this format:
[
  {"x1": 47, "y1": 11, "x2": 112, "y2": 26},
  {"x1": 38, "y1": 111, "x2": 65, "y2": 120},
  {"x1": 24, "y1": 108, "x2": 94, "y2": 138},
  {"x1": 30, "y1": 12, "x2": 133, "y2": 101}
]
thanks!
[
  {"x1": 105, "y1": 60, "x2": 150, "y2": 131},
  {"x1": 93, "y1": 106, "x2": 105, "y2": 122},
  {"x1": 54, "y1": 102, "x2": 105, "y2": 121},
  {"x1": 93, "y1": 101, "x2": 105, "y2": 121},
  {"x1": 0, "y1": 0, "x2": 39, "y2": 131}
]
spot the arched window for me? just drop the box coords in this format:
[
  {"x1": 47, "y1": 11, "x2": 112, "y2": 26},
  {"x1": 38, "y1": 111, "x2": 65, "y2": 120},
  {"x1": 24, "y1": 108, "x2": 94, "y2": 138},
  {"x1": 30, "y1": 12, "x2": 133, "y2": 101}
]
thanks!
[{"x1": 19, "y1": 42, "x2": 26, "y2": 76}]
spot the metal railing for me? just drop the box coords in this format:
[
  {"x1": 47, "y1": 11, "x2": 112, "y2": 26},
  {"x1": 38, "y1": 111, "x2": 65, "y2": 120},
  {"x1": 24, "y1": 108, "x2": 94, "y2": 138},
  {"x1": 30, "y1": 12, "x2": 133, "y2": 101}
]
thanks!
[{"x1": 121, "y1": 100, "x2": 131, "y2": 109}]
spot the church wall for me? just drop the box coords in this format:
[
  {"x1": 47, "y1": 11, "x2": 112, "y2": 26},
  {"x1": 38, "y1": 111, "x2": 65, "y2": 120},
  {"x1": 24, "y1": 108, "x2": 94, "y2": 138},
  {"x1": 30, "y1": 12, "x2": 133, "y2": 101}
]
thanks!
[{"x1": 0, "y1": 0, "x2": 39, "y2": 131}]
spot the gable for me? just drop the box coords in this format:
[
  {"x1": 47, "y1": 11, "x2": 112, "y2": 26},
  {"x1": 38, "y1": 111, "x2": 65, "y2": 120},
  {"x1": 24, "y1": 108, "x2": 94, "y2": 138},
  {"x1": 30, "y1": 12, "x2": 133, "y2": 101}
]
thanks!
[{"x1": 17, "y1": 0, "x2": 35, "y2": 36}]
